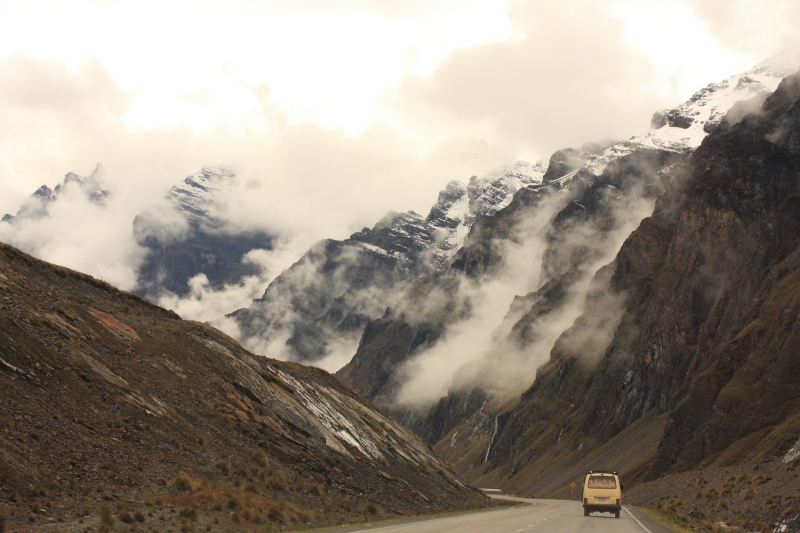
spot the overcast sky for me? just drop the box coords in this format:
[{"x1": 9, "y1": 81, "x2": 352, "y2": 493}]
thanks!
[{"x1": 1, "y1": 0, "x2": 799, "y2": 271}]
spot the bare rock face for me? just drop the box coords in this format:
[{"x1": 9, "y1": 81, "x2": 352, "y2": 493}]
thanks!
[
  {"x1": 0, "y1": 243, "x2": 487, "y2": 530},
  {"x1": 337, "y1": 148, "x2": 683, "y2": 440},
  {"x1": 336, "y1": 70, "x2": 800, "y2": 531},
  {"x1": 478, "y1": 71, "x2": 800, "y2": 496}
]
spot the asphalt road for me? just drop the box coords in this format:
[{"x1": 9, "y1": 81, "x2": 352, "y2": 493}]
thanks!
[{"x1": 327, "y1": 498, "x2": 675, "y2": 533}]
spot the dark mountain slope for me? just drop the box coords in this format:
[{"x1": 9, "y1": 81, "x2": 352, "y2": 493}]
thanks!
[
  {"x1": 0, "y1": 243, "x2": 486, "y2": 531},
  {"x1": 337, "y1": 148, "x2": 683, "y2": 441},
  {"x1": 453, "y1": 72, "x2": 800, "y2": 525}
]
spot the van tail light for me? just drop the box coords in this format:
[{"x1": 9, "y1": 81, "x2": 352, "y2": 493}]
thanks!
[
  {"x1": 584, "y1": 498, "x2": 587, "y2": 504},
  {"x1": 616, "y1": 499, "x2": 620, "y2": 505}
]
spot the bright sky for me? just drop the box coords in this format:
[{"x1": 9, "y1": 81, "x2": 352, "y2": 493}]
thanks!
[{"x1": 0, "y1": 0, "x2": 798, "y2": 287}]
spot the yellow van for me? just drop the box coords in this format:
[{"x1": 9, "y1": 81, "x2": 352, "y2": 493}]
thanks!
[{"x1": 582, "y1": 470, "x2": 623, "y2": 518}]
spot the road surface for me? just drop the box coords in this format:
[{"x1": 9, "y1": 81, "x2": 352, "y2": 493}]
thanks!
[{"x1": 327, "y1": 498, "x2": 673, "y2": 533}]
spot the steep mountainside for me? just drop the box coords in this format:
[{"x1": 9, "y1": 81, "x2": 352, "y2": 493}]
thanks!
[
  {"x1": 230, "y1": 162, "x2": 544, "y2": 368},
  {"x1": 336, "y1": 51, "x2": 798, "y2": 421},
  {"x1": 439, "y1": 71, "x2": 800, "y2": 529},
  {"x1": 334, "y1": 52, "x2": 800, "y2": 531},
  {"x1": 0, "y1": 243, "x2": 486, "y2": 531},
  {"x1": 337, "y1": 148, "x2": 683, "y2": 426}
]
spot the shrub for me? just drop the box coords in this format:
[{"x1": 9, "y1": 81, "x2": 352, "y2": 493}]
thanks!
[
  {"x1": 134, "y1": 511, "x2": 145, "y2": 523},
  {"x1": 99, "y1": 505, "x2": 114, "y2": 533},
  {"x1": 781, "y1": 506, "x2": 798, "y2": 520},
  {"x1": 339, "y1": 497, "x2": 352, "y2": 512},
  {"x1": 214, "y1": 461, "x2": 229, "y2": 475},
  {"x1": 267, "y1": 507, "x2": 284, "y2": 523},
  {"x1": 173, "y1": 476, "x2": 191, "y2": 492},
  {"x1": 267, "y1": 476, "x2": 284, "y2": 491},
  {"x1": 119, "y1": 510, "x2": 134, "y2": 524},
  {"x1": 365, "y1": 503, "x2": 379, "y2": 516},
  {"x1": 227, "y1": 497, "x2": 239, "y2": 510},
  {"x1": 251, "y1": 450, "x2": 267, "y2": 468}
]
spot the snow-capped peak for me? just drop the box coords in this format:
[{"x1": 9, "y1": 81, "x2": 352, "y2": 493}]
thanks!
[
  {"x1": 168, "y1": 166, "x2": 237, "y2": 219},
  {"x1": 586, "y1": 46, "x2": 800, "y2": 174},
  {"x1": 2, "y1": 164, "x2": 109, "y2": 223}
]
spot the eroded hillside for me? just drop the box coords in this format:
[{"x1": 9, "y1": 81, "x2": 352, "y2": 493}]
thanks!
[{"x1": 0, "y1": 243, "x2": 486, "y2": 531}]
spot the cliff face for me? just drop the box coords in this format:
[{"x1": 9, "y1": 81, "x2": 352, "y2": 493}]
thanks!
[
  {"x1": 0, "y1": 243, "x2": 486, "y2": 531},
  {"x1": 472, "y1": 72, "x2": 800, "y2": 494},
  {"x1": 336, "y1": 72, "x2": 800, "y2": 531},
  {"x1": 337, "y1": 147, "x2": 683, "y2": 439}
]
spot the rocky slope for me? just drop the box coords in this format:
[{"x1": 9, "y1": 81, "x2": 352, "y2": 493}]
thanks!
[
  {"x1": 336, "y1": 50, "x2": 799, "y2": 419},
  {"x1": 337, "y1": 147, "x2": 684, "y2": 425},
  {"x1": 230, "y1": 161, "x2": 544, "y2": 368},
  {"x1": 441, "y1": 69, "x2": 800, "y2": 530},
  {"x1": 0, "y1": 242, "x2": 487, "y2": 532},
  {"x1": 334, "y1": 52, "x2": 800, "y2": 532}
]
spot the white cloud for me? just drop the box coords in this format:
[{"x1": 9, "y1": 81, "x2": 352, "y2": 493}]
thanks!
[
  {"x1": 0, "y1": 0, "x2": 797, "y2": 356},
  {"x1": 157, "y1": 238, "x2": 314, "y2": 323}
]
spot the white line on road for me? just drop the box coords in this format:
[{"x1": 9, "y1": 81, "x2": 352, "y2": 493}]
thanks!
[{"x1": 624, "y1": 506, "x2": 654, "y2": 533}]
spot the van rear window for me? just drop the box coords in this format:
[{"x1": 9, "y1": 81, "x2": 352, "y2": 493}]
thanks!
[{"x1": 587, "y1": 475, "x2": 617, "y2": 489}]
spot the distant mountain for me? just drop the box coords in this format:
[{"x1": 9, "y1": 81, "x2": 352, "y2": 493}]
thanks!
[
  {"x1": 133, "y1": 166, "x2": 274, "y2": 299},
  {"x1": 2, "y1": 164, "x2": 109, "y2": 223},
  {"x1": 0, "y1": 241, "x2": 487, "y2": 531},
  {"x1": 230, "y1": 161, "x2": 545, "y2": 368}
]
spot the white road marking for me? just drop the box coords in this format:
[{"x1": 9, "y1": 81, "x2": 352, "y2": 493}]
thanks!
[{"x1": 624, "y1": 506, "x2": 654, "y2": 533}]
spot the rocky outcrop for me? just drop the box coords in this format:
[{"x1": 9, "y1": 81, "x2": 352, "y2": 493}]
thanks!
[{"x1": 541, "y1": 148, "x2": 599, "y2": 183}]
